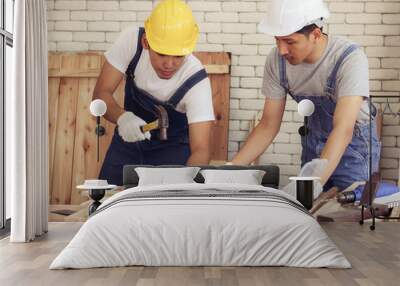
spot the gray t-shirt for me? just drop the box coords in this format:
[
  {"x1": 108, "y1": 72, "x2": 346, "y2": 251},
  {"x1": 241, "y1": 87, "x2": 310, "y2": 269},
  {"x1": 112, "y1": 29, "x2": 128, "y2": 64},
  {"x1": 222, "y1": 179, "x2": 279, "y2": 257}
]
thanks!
[{"x1": 262, "y1": 36, "x2": 370, "y2": 122}]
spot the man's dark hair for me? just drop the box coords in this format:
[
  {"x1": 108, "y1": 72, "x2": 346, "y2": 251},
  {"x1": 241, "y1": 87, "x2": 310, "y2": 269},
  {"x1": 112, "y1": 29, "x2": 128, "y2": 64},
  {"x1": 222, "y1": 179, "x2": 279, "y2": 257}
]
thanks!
[{"x1": 296, "y1": 24, "x2": 323, "y2": 37}]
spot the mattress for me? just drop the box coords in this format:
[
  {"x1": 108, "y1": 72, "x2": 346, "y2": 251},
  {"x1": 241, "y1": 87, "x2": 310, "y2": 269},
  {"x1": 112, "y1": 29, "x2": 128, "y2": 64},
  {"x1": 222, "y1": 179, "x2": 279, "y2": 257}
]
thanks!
[{"x1": 50, "y1": 183, "x2": 351, "y2": 269}]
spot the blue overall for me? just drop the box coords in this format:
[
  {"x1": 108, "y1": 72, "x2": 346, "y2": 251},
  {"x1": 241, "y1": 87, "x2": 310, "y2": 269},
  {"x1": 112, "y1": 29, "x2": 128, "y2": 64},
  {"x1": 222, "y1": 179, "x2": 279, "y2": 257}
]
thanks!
[
  {"x1": 99, "y1": 28, "x2": 208, "y2": 186},
  {"x1": 279, "y1": 44, "x2": 381, "y2": 192}
]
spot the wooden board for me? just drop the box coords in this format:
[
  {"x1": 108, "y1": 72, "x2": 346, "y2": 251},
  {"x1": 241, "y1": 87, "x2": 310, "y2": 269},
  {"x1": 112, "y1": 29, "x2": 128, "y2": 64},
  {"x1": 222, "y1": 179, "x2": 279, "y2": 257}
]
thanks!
[
  {"x1": 193, "y1": 52, "x2": 231, "y2": 160},
  {"x1": 48, "y1": 77, "x2": 60, "y2": 199},
  {"x1": 50, "y1": 78, "x2": 79, "y2": 204},
  {"x1": 70, "y1": 78, "x2": 100, "y2": 204},
  {"x1": 48, "y1": 52, "x2": 230, "y2": 204}
]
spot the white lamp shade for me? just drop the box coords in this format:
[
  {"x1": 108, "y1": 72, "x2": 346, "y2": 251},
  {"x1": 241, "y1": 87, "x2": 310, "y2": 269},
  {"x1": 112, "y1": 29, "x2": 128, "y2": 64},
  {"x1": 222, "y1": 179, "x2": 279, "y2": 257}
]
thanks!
[
  {"x1": 90, "y1": 99, "x2": 107, "y2": 117},
  {"x1": 297, "y1": 99, "x2": 315, "y2": 117}
]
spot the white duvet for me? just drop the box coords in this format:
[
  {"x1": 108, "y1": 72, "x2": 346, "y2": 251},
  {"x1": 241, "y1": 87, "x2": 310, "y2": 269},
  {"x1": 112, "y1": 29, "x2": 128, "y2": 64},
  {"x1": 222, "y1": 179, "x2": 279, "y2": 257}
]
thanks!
[{"x1": 50, "y1": 183, "x2": 350, "y2": 269}]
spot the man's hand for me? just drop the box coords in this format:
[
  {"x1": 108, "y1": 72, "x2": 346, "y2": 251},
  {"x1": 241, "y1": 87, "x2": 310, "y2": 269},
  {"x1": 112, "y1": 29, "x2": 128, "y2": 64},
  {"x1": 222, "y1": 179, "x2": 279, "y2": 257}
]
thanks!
[
  {"x1": 92, "y1": 61, "x2": 125, "y2": 124},
  {"x1": 117, "y1": 112, "x2": 151, "y2": 142},
  {"x1": 231, "y1": 98, "x2": 286, "y2": 165}
]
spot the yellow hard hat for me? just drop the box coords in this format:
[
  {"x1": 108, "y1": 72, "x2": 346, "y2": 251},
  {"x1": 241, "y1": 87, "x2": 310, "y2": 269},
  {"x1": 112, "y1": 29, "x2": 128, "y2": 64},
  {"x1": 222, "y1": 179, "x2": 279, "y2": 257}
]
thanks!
[{"x1": 145, "y1": 0, "x2": 199, "y2": 56}]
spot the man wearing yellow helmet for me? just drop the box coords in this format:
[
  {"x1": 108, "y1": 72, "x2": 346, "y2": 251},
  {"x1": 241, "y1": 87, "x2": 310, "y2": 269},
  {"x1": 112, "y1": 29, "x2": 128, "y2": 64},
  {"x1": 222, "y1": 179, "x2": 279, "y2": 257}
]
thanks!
[
  {"x1": 231, "y1": 0, "x2": 380, "y2": 195},
  {"x1": 94, "y1": 0, "x2": 214, "y2": 185}
]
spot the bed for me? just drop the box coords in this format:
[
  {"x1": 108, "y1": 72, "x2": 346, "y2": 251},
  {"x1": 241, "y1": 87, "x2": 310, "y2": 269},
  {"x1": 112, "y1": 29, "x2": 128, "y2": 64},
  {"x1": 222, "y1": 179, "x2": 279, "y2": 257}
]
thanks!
[{"x1": 50, "y1": 165, "x2": 350, "y2": 269}]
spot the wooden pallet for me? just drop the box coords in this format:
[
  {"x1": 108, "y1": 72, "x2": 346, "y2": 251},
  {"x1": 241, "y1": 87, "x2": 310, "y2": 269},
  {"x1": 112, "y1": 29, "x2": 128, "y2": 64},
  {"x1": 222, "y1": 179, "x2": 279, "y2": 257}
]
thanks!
[
  {"x1": 48, "y1": 52, "x2": 231, "y2": 205},
  {"x1": 49, "y1": 188, "x2": 122, "y2": 222},
  {"x1": 49, "y1": 202, "x2": 88, "y2": 222}
]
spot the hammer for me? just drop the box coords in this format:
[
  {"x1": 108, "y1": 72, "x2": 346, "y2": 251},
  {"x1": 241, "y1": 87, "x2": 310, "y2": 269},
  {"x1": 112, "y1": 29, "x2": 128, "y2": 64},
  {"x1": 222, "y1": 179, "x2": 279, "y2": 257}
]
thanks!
[{"x1": 140, "y1": 105, "x2": 169, "y2": 140}]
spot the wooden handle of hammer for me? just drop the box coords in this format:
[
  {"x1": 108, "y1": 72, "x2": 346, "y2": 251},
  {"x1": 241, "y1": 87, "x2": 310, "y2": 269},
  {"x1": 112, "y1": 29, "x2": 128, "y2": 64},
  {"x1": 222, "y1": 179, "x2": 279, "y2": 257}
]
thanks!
[{"x1": 141, "y1": 120, "x2": 159, "y2": 133}]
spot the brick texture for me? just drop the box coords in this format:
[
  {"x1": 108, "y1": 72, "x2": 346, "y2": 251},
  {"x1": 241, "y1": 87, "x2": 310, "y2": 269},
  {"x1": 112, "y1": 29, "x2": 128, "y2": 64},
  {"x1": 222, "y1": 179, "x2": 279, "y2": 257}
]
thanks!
[{"x1": 48, "y1": 0, "x2": 400, "y2": 186}]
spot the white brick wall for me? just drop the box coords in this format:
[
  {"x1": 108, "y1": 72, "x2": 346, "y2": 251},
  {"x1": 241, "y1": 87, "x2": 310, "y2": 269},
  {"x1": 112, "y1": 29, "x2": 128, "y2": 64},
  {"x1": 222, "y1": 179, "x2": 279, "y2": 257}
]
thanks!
[{"x1": 48, "y1": 0, "x2": 400, "y2": 186}]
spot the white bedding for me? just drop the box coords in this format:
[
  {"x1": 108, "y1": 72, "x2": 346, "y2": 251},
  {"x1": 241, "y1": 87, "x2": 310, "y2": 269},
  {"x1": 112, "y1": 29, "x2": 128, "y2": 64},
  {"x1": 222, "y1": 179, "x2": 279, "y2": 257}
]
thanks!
[{"x1": 50, "y1": 183, "x2": 350, "y2": 269}]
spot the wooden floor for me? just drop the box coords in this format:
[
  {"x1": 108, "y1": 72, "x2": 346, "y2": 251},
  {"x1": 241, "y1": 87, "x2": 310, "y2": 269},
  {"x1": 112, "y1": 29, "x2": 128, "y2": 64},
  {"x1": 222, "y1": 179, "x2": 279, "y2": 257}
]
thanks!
[{"x1": 1, "y1": 222, "x2": 399, "y2": 286}]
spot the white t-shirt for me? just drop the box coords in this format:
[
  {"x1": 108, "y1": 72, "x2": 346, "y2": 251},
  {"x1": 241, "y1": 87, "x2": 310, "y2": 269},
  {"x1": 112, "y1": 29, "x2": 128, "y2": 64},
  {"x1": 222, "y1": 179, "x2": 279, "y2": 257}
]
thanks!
[
  {"x1": 105, "y1": 26, "x2": 215, "y2": 124},
  {"x1": 262, "y1": 36, "x2": 370, "y2": 122}
]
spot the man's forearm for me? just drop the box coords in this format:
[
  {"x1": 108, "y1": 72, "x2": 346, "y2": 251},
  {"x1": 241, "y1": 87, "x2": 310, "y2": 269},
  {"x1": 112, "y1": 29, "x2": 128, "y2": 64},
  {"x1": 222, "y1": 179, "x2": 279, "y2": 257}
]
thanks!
[
  {"x1": 186, "y1": 149, "x2": 210, "y2": 166},
  {"x1": 231, "y1": 122, "x2": 279, "y2": 165},
  {"x1": 319, "y1": 127, "x2": 353, "y2": 185}
]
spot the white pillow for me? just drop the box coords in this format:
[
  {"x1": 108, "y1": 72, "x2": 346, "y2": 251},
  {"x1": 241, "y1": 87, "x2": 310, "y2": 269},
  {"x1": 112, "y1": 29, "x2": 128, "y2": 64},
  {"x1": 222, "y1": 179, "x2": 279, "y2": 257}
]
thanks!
[
  {"x1": 135, "y1": 167, "x2": 201, "y2": 186},
  {"x1": 200, "y1": 169, "x2": 266, "y2": 185}
]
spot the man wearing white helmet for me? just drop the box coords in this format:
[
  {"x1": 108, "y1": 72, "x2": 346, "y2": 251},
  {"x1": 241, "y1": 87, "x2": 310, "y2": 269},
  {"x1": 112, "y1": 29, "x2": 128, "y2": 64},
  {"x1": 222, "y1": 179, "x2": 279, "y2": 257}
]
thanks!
[{"x1": 231, "y1": 0, "x2": 380, "y2": 193}]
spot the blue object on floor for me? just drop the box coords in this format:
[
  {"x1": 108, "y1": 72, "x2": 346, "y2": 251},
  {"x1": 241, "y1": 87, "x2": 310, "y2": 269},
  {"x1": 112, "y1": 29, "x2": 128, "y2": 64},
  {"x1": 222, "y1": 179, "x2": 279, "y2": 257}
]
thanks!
[{"x1": 338, "y1": 182, "x2": 399, "y2": 204}]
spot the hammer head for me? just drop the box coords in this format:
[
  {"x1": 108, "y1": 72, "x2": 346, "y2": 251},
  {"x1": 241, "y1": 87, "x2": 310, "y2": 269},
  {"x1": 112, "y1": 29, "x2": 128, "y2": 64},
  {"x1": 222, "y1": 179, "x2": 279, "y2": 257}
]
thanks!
[{"x1": 154, "y1": 105, "x2": 169, "y2": 140}]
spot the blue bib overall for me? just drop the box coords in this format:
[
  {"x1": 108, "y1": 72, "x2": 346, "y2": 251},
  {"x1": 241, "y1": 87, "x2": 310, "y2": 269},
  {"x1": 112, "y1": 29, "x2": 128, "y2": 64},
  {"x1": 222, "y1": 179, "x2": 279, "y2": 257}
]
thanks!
[
  {"x1": 99, "y1": 28, "x2": 208, "y2": 185},
  {"x1": 278, "y1": 44, "x2": 381, "y2": 191}
]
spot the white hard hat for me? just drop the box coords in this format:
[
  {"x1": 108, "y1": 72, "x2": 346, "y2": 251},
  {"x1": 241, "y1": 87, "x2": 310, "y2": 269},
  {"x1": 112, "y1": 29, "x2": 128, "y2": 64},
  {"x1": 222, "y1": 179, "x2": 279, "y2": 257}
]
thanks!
[{"x1": 258, "y1": 0, "x2": 330, "y2": 37}]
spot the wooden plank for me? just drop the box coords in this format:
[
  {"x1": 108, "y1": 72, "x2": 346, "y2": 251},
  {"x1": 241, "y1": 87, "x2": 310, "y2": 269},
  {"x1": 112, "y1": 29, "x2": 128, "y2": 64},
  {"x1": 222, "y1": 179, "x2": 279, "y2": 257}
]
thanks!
[
  {"x1": 193, "y1": 51, "x2": 231, "y2": 66},
  {"x1": 317, "y1": 205, "x2": 391, "y2": 222},
  {"x1": 48, "y1": 78, "x2": 60, "y2": 202},
  {"x1": 389, "y1": 206, "x2": 400, "y2": 219},
  {"x1": 209, "y1": 73, "x2": 230, "y2": 160},
  {"x1": 60, "y1": 54, "x2": 80, "y2": 74},
  {"x1": 49, "y1": 204, "x2": 83, "y2": 212},
  {"x1": 48, "y1": 52, "x2": 230, "y2": 77},
  {"x1": 49, "y1": 70, "x2": 101, "y2": 78},
  {"x1": 48, "y1": 53, "x2": 103, "y2": 78},
  {"x1": 79, "y1": 53, "x2": 102, "y2": 71},
  {"x1": 48, "y1": 204, "x2": 84, "y2": 222},
  {"x1": 49, "y1": 64, "x2": 229, "y2": 77},
  {"x1": 48, "y1": 53, "x2": 61, "y2": 74},
  {"x1": 51, "y1": 78, "x2": 79, "y2": 204},
  {"x1": 204, "y1": 64, "x2": 229, "y2": 74},
  {"x1": 48, "y1": 203, "x2": 90, "y2": 222},
  {"x1": 195, "y1": 52, "x2": 230, "y2": 159},
  {"x1": 310, "y1": 187, "x2": 338, "y2": 215},
  {"x1": 70, "y1": 78, "x2": 100, "y2": 204}
]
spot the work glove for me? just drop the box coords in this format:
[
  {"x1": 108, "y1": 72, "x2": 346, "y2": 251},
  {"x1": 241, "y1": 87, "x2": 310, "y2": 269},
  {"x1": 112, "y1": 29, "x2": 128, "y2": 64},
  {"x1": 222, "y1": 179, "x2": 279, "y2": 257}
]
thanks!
[
  {"x1": 282, "y1": 158, "x2": 328, "y2": 200},
  {"x1": 117, "y1": 111, "x2": 151, "y2": 143}
]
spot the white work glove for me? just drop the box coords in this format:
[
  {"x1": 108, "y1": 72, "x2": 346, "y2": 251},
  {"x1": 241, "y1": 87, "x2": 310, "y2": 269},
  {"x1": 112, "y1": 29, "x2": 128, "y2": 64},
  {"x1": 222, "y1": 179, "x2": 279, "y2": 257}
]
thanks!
[
  {"x1": 299, "y1": 158, "x2": 328, "y2": 178},
  {"x1": 117, "y1": 111, "x2": 151, "y2": 143},
  {"x1": 282, "y1": 159, "x2": 328, "y2": 200}
]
